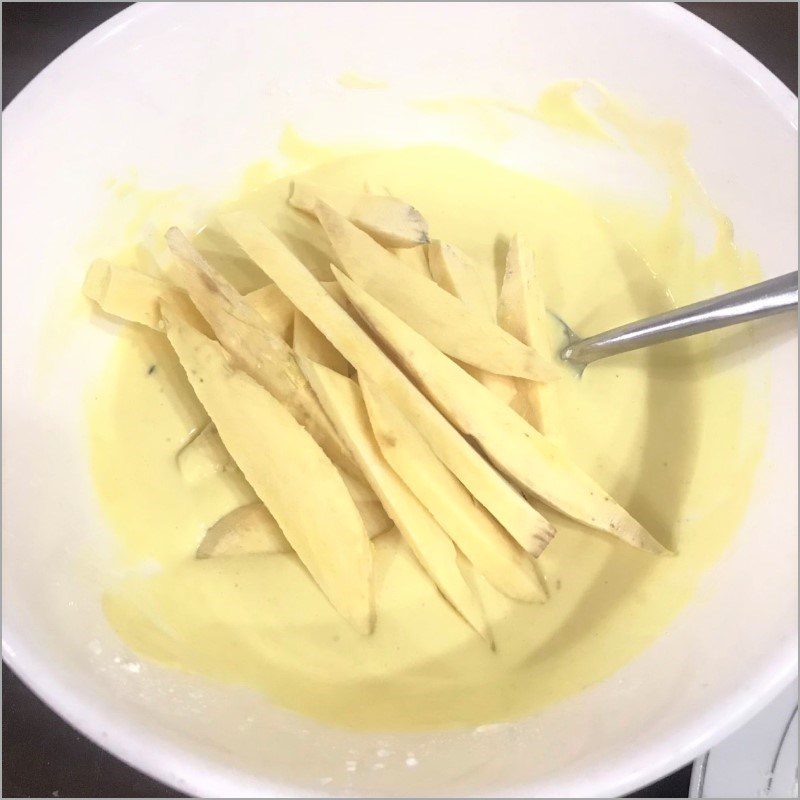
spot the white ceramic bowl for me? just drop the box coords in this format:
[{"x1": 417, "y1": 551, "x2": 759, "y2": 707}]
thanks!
[{"x1": 3, "y1": 3, "x2": 797, "y2": 796}]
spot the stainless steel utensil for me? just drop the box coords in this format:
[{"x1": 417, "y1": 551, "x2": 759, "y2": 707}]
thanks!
[{"x1": 558, "y1": 272, "x2": 798, "y2": 369}]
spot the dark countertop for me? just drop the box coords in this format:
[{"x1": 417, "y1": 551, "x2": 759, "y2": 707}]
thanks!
[{"x1": 3, "y1": 3, "x2": 796, "y2": 798}]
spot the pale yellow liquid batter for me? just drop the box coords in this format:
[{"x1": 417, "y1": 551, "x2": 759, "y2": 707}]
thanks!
[{"x1": 88, "y1": 104, "x2": 765, "y2": 730}]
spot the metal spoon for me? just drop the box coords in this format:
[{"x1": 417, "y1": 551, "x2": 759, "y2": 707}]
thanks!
[{"x1": 556, "y1": 272, "x2": 798, "y2": 371}]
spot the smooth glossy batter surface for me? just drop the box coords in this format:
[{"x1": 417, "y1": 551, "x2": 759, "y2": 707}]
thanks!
[{"x1": 88, "y1": 105, "x2": 765, "y2": 730}]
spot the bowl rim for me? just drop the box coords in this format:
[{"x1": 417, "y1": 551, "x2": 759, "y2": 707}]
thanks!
[{"x1": 3, "y1": 2, "x2": 797, "y2": 797}]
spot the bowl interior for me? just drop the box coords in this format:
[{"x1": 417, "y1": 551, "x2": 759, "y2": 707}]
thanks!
[{"x1": 3, "y1": 3, "x2": 797, "y2": 796}]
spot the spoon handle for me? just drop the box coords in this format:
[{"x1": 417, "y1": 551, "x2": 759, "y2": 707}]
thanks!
[{"x1": 562, "y1": 272, "x2": 798, "y2": 366}]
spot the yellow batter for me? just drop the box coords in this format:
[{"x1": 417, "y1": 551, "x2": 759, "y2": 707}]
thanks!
[{"x1": 87, "y1": 89, "x2": 765, "y2": 731}]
